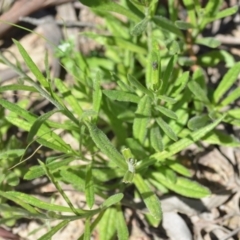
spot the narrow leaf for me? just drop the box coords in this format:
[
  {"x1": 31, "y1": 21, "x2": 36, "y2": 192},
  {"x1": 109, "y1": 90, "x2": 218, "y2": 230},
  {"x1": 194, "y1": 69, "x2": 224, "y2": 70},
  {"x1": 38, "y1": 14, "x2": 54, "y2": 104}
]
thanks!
[
  {"x1": 116, "y1": 205, "x2": 129, "y2": 240},
  {"x1": 98, "y1": 208, "x2": 117, "y2": 240},
  {"x1": 212, "y1": 6, "x2": 238, "y2": 21},
  {"x1": 167, "y1": 162, "x2": 191, "y2": 177},
  {"x1": 138, "y1": 114, "x2": 225, "y2": 170},
  {"x1": 188, "y1": 115, "x2": 211, "y2": 130},
  {"x1": 175, "y1": 20, "x2": 194, "y2": 30},
  {"x1": 220, "y1": 87, "x2": 240, "y2": 106},
  {"x1": 84, "y1": 121, "x2": 126, "y2": 171},
  {"x1": 24, "y1": 157, "x2": 74, "y2": 180},
  {"x1": 157, "y1": 95, "x2": 177, "y2": 104},
  {"x1": 93, "y1": 72, "x2": 102, "y2": 116},
  {"x1": 39, "y1": 161, "x2": 79, "y2": 215},
  {"x1": 156, "y1": 117, "x2": 178, "y2": 141},
  {"x1": 101, "y1": 193, "x2": 124, "y2": 209},
  {"x1": 131, "y1": 17, "x2": 149, "y2": 36},
  {"x1": 38, "y1": 220, "x2": 69, "y2": 240},
  {"x1": 171, "y1": 71, "x2": 189, "y2": 96},
  {"x1": 103, "y1": 90, "x2": 140, "y2": 103},
  {"x1": 198, "y1": 50, "x2": 235, "y2": 68},
  {"x1": 13, "y1": 39, "x2": 48, "y2": 87},
  {"x1": 6, "y1": 115, "x2": 71, "y2": 153},
  {"x1": 155, "y1": 106, "x2": 178, "y2": 120},
  {"x1": 55, "y1": 78, "x2": 83, "y2": 117},
  {"x1": 134, "y1": 174, "x2": 162, "y2": 220},
  {"x1": 78, "y1": 212, "x2": 105, "y2": 240},
  {"x1": 150, "y1": 124, "x2": 164, "y2": 152},
  {"x1": 161, "y1": 55, "x2": 176, "y2": 94},
  {"x1": 4, "y1": 191, "x2": 80, "y2": 213},
  {"x1": 195, "y1": 37, "x2": 221, "y2": 48},
  {"x1": 84, "y1": 218, "x2": 91, "y2": 240},
  {"x1": 213, "y1": 62, "x2": 240, "y2": 103},
  {"x1": 60, "y1": 169, "x2": 85, "y2": 191},
  {"x1": 202, "y1": 129, "x2": 240, "y2": 147},
  {"x1": 27, "y1": 109, "x2": 60, "y2": 143},
  {"x1": 133, "y1": 95, "x2": 151, "y2": 144},
  {"x1": 153, "y1": 16, "x2": 184, "y2": 38},
  {"x1": 151, "y1": 172, "x2": 210, "y2": 198},
  {"x1": 128, "y1": 74, "x2": 153, "y2": 98},
  {"x1": 188, "y1": 80, "x2": 210, "y2": 104},
  {"x1": 182, "y1": 0, "x2": 197, "y2": 25},
  {"x1": 0, "y1": 84, "x2": 37, "y2": 93},
  {"x1": 85, "y1": 164, "x2": 95, "y2": 209}
]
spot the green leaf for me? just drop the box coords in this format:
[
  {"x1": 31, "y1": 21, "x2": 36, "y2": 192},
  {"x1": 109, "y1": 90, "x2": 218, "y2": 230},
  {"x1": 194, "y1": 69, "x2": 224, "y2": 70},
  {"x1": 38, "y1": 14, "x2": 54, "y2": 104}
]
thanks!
[
  {"x1": 80, "y1": 0, "x2": 141, "y2": 22},
  {"x1": 204, "y1": 0, "x2": 222, "y2": 17},
  {"x1": 213, "y1": 62, "x2": 240, "y2": 103},
  {"x1": 220, "y1": 87, "x2": 240, "y2": 106},
  {"x1": 156, "y1": 117, "x2": 178, "y2": 141},
  {"x1": 78, "y1": 212, "x2": 105, "y2": 240},
  {"x1": 0, "y1": 191, "x2": 38, "y2": 214},
  {"x1": 178, "y1": 57, "x2": 195, "y2": 66},
  {"x1": 101, "y1": 193, "x2": 124, "y2": 209},
  {"x1": 153, "y1": 16, "x2": 184, "y2": 38},
  {"x1": 211, "y1": 6, "x2": 238, "y2": 21},
  {"x1": 157, "y1": 95, "x2": 177, "y2": 104},
  {"x1": 202, "y1": 129, "x2": 240, "y2": 147},
  {"x1": 0, "y1": 84, "x2": 37, "y2": 93},
  {"x1": 6, "y1": 115, "x2": 71, "y2": 153},
  {"x1": 103, "y1": 90, "x2": 140, "y2": 103},
  {"x1": 182, "y1": 0, "x2": 197, "y2": 26},
  {"x1": 151, "y1": 172, "x2": 210, "y2": 198},
  {"x1": 38, "y1": 160, "x2": 78, "y2": 215},
  {"x1": 4, "y1": 191, "x2": 81, "y2": 213},
  {"x1": 93, "y1": 72, "x2": 102, "y2": 116},
  {"x1": 13, "y1": 39, "x2": 48, "y2": 87},
  {"x1": 60, "y1": 169, "x2": 85, "y2": 190},
  {"x1": 171, "y1": 71, "x2": 189, "y2": 96},
  {"x1": 159, "y1": 166, "x2": 177, "y2": 184},
  {"x1": 127, "y1": 74, "x2": 153, "y2": 98},
  {"x1": 188, "y1": 115, "x2": 211, "y2": 130},
  {"x1": 175, "y1": 20, "x2": 194, "y2": 30},
  {"x1": 161, "y1": 56, "x2": 176, "y2": 94},
  {"x1": 84, "y1": 218, "x2": 91, "y2": 240},
  {"x1": 98, "y1": 207, "x2": 117, "y2": 240},
  {"x1": 138, "y1": 114, "x2": 225, "y2": 170},
  {"x1": 155, "y1": 106, "x2": 178, "y2": 120},
  {"x1": 148, "y1": 48, "x2": 161, "y2": 90},
  {"x1": 131, "y1": 17, "x2": 149, "y2": 36},
  {"x1": 134, "y1": 174, "x2": 162, "y2": 220},
  {"x1": 150, "y1": 124, "x2": 164, "y2": 152},
  {"x1": 84, "y1": 121, "x2": 126, "y2": 171},
  {"x1": 83, "y1": 33, "x2": 147, "y2": 54},
  {"x1": 85, "y1": 164, "x2": 95, "y2": 209},
  {"x1": 27, "y1": 109, "x2": 61, "y2": 143},
  {"x1": 195, "y1": 37, "x2": 221, "y2": 48},
  {"x1": 55, "y1": 78, "x2": 83, "y2": 117},
  {"x1": 167, "y1": 162, "x2": 191, "y2": 177},
  {"x1": 6, "y1": 172, "x2": 19, "y2": 186},
  {"x1": 0, "y1": 149, "x2": 25, "y2": 159},
  {"x1": 198, "y1": 50, "x2": 235, "y2": 68},
  {"x1": 133, "y1": 95, "x2": 151, "y2": 144},
  {"x1": 116, "y1": 205, "x2": 129, "y2": 240},
  {"x1": 24, "y1": 157, "x2": 74, "y2": 180},
  {"x1": 168, "y1": 40, "x2": 181, "y2": 55},
  {"x1": 126, "y1": 138, "x2": 148, "y2": 159},
  {"x1": 38, "y1": 220, "x2": 69, "y2": 240},
  {"x1": 228, "y1": 109, "x2": 240, "y2": 119},
  {"x1": 188, "y1": 80, "x2": 210, "y2": 104}
]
